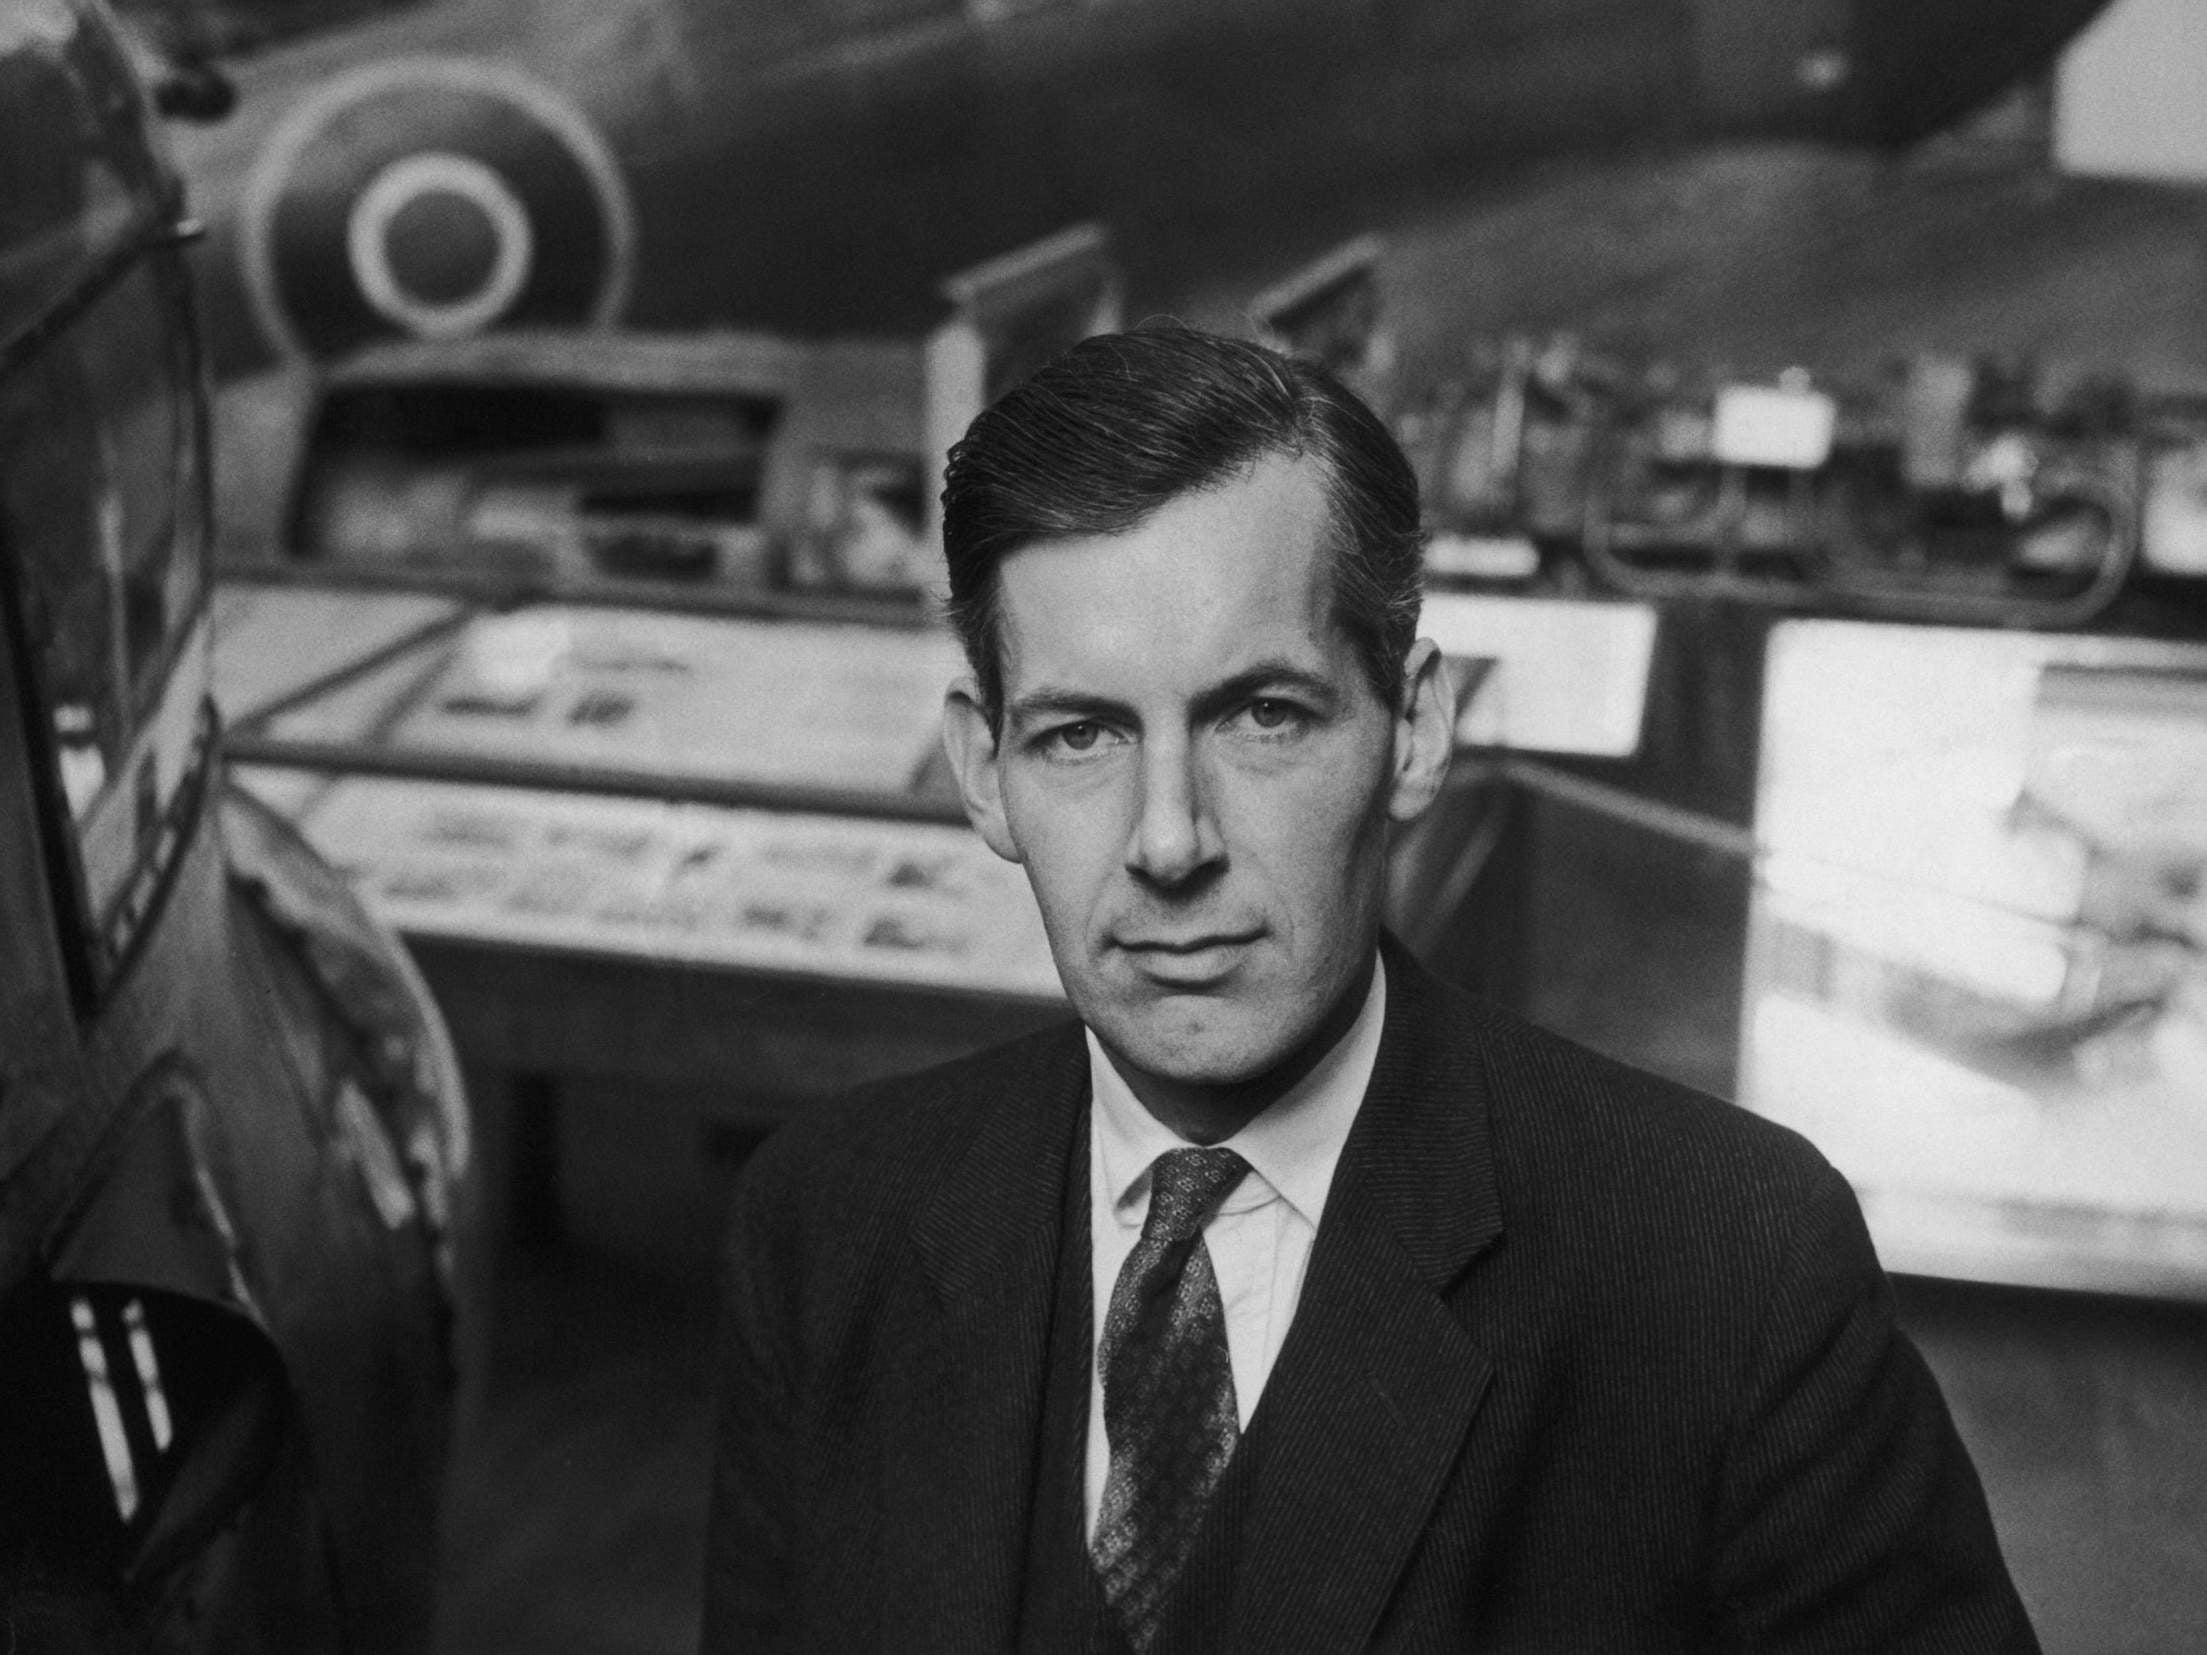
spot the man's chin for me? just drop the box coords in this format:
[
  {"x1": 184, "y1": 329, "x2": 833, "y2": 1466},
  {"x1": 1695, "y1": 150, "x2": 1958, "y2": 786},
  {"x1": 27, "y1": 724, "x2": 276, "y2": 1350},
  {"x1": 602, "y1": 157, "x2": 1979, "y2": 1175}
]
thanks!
[{"x1": 1084, "y1": 1003, "x2": 1301, "y2": 1094}]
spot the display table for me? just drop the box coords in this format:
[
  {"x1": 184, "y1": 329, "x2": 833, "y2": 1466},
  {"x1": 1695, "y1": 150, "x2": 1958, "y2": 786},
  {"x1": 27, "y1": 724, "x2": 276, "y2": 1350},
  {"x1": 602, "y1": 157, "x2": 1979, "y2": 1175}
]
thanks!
[{"x1": 215, "y1": 571, "x2": 1068, "y2": 1239}]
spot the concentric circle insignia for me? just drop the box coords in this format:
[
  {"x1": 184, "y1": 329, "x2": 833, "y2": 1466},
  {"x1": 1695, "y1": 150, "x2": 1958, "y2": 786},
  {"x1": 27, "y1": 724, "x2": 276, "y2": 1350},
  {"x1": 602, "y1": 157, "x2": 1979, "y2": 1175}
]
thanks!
[{"x1": 241, "y1": 57, "x2": 636, "y2": 359}]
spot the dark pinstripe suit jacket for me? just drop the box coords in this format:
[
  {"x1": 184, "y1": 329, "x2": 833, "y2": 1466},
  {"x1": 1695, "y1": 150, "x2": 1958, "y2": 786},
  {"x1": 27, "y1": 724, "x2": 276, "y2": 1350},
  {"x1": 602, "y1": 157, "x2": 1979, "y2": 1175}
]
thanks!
[{"x1": 702, "y1": 942, "x2": 2038, "y2": 1652}]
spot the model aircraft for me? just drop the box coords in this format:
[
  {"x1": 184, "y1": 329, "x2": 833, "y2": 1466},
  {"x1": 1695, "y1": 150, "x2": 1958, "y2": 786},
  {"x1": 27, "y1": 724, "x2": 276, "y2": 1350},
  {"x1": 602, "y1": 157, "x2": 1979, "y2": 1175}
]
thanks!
[{"x1": 121, "y1": 0, "x2": 2118, "y2": 381}]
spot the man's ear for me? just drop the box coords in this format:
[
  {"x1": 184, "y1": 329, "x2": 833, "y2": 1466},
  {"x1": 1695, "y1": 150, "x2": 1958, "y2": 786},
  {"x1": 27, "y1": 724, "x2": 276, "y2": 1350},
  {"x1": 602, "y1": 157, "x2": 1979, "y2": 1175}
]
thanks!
[
  {"x1": 942, "y1": 676, "x2": 1022, "y2": 863},
  {"x1": 1386, "y1": 638, "x2": 1454, "y2": 825}
]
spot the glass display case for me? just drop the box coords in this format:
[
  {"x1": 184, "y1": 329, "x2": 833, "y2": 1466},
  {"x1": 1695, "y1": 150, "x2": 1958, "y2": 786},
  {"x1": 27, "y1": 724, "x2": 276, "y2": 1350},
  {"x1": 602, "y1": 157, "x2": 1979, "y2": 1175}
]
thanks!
[
  {"x1": 214, "y1": 573, "x2": 1063, "y2": 1004},
  {"x1": 1742, "y1": 617, "x2": 2207, "y2": 1297}
]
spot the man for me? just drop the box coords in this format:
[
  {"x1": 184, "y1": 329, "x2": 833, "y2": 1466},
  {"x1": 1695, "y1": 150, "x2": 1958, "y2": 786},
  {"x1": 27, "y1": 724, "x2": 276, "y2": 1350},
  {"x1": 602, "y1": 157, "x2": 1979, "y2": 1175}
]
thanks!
[{"x1": 703, "y1": 327, "x2": 2037, "y2": 1652}]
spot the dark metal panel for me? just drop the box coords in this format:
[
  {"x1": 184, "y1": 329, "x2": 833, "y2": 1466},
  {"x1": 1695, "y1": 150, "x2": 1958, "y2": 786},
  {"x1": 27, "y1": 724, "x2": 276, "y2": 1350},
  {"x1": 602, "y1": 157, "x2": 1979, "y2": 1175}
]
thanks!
[
  {"x1": 1689, "y1": 0, "x2": 1862, "y2": 135},
  {"x1": 1854, "y1": 0, "x2": 2117, "y2": 144},
  {"x1": 0, "y1": 615, "x2": 91, "y2": 1285}
]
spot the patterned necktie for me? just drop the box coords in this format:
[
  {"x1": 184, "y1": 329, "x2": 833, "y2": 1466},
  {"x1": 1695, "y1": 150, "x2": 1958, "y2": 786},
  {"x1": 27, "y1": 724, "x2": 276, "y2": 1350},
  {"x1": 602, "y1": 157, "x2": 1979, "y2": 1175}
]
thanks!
[{"x1": 1091, "y1": 1146, "x2": 1251, "y2": 1651}]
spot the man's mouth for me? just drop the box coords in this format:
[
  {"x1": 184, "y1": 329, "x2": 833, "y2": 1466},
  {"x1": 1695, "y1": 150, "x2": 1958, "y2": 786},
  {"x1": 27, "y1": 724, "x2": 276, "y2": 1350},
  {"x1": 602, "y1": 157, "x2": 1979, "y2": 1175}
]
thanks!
[{"x1": 1116, "y1": 931, "x2": 1263, "y2": 982}]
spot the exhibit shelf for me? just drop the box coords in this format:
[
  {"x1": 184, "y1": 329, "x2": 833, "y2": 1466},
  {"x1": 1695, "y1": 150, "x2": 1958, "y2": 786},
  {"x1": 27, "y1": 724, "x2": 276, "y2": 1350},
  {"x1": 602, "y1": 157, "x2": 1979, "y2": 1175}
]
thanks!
[{"x1": 213, "y1": 571, "x2": 1061, "y2": 1003}]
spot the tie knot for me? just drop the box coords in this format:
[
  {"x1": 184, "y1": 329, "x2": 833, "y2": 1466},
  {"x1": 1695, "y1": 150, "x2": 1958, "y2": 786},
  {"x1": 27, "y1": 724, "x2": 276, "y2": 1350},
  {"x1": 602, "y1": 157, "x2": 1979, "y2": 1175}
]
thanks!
[{"x1": 1141, "y1": 1147, "x2": 1250, "y2": 1245}]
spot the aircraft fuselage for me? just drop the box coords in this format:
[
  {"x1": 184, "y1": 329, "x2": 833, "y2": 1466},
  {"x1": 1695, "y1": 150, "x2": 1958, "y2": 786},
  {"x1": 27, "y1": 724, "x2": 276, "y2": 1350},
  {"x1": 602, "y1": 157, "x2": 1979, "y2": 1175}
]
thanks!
[{"x1": 157, "y1": 0, "x2": 2115, "y2": 375}]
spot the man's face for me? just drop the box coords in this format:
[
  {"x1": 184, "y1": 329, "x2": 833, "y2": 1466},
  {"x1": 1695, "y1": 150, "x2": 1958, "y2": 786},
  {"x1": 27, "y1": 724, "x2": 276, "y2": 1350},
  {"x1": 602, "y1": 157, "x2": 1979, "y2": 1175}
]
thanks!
[{"x1": 945, "y1": 451, "x2": 1450, "y2": 1100}]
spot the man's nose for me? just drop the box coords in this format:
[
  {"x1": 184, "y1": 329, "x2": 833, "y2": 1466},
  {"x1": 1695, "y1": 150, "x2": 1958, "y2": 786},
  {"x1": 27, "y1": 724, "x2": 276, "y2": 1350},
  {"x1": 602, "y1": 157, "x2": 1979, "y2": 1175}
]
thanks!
[{"x1": 1126, "y1": 734, "x2": 1223, "y2": 888}]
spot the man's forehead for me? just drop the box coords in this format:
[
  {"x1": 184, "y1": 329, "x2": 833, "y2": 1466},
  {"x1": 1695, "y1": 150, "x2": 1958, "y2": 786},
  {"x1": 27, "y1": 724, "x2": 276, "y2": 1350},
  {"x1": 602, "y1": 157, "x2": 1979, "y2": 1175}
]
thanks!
[{"x1": 991, "y1": 454, "x2": 1347, "y2": 694}]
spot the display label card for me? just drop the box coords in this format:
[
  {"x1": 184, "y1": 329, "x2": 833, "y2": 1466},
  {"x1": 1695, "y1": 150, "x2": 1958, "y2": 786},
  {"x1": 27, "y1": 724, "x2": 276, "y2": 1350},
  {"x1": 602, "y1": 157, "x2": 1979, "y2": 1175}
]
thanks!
[
  {"x1": 1711, "y1": 383, "x2": 1837, "y2": 471},
  {"x1": 1418, "y1": 594, "x2": 1657, "y2": 758}
]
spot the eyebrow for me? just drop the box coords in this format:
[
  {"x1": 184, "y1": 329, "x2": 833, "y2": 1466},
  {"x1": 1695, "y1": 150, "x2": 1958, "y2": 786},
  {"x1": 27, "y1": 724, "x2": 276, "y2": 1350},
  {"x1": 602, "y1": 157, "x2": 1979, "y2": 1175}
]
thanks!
[
  {"x1": 1003, "y1": 688, "x2": 1135, "y2": 735},
  {"x1": 1004, "y1": 658, "x2": 1342, "y2": 735},
  {"x1": 1191, "y1": 661, "x2": 1341, "y2": 723}
]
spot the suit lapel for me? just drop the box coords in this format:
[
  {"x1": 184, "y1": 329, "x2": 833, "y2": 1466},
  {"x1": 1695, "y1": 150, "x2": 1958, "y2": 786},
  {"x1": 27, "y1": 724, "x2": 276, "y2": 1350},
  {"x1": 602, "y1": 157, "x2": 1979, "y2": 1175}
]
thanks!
[
  {"x1": 1230, "y1": 943, "x2": 1506, "y2": 1654},
  {"x1": 885, "y1": 1028, "x2": 1090, "y2": 1652}
]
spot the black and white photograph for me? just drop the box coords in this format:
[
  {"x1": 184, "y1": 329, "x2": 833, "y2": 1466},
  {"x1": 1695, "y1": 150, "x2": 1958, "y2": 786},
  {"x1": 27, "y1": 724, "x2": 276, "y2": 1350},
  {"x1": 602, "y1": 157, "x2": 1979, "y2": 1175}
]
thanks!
[{"x1": 3, "y1": 0, "x2": 2205, "y2": 1650}]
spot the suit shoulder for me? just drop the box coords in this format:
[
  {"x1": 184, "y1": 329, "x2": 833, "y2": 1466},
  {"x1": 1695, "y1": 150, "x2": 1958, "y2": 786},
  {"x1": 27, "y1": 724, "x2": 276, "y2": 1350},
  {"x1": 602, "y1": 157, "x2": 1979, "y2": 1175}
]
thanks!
[
  {"x1": 1433, "y1": 982, "x2": 1849, "y2": 1259},
  {"x1": 715, "y1": 1017, "x2": 1085, "y2": 1379},
  {"x1": 1492, "y1": 998, "x2": 1823, "y2": 1168},
  {"x1": 728, "y1": 1016, "x2": 1085, "y2": 1235}
]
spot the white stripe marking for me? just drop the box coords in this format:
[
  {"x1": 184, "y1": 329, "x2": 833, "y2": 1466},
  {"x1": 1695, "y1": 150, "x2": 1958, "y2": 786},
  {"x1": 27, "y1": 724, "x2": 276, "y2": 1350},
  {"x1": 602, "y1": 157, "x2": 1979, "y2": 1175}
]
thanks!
[
  {"x1": 122, "y1": 1298, "x2": 173, "y2": 1453},
  {"x1": 69, "y1": 1296, "x2": 140, "y2": 1521},
  {"x1": 349, "y1": 151, "x2": 536, "y2": 339}
]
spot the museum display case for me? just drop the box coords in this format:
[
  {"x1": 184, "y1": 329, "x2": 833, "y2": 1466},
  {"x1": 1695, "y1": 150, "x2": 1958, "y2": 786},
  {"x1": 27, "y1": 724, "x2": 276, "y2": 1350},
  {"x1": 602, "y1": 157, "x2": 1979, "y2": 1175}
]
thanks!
[
  {"x1": 1742, "y1": 617, "x2": 2207, "y2": 1296},
  {"x1": 214, "y1": 576, "x2": 1060, "y2": 1003}
]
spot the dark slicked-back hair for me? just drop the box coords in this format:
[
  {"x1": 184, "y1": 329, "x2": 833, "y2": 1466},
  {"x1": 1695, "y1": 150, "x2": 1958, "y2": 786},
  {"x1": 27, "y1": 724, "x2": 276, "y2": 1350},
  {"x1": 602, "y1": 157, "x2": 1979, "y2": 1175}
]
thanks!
[{"x1": 940, "y1": 325, "x2": 1424, "y2": 729}]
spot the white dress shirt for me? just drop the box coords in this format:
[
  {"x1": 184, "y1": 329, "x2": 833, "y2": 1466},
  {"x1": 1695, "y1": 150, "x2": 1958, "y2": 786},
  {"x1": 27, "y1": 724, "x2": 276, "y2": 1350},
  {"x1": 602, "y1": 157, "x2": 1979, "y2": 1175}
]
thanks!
[{"x1": 1083, "y1": 955, "x2": 1387, "y2": 1537}]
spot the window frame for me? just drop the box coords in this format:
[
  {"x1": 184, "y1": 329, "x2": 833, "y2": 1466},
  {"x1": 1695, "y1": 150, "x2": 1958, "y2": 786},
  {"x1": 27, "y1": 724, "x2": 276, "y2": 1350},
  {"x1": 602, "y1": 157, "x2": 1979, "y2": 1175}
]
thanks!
[{"x1": 0, "y1": 213, "x2": 216, "y2": 1012}]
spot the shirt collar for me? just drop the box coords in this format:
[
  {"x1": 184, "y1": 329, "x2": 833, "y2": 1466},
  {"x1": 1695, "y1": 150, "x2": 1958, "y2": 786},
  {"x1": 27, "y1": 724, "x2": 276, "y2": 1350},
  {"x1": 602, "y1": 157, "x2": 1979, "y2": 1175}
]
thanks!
[{"x1": 1087, "y1": 953, "x2": 1387, "y2": 1231}]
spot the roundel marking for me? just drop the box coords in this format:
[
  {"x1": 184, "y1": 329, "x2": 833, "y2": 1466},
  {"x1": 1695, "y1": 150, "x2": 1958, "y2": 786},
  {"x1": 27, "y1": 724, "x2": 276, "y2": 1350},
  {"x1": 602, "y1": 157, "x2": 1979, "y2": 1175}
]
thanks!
[
  {"x1": 240, "y1": 57, "x2": 636, "y2": 360},
  {"x1": 348, "y1": 152, "x2": 535, "y2": 338}
]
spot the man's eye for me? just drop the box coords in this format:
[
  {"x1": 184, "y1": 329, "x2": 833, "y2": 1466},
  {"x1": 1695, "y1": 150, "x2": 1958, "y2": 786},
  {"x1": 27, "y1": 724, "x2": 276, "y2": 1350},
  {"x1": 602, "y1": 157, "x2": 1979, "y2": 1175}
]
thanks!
[
  {"x1": 1233, "y1": 698, "x2": 1306, "y2": 736},
  {"x1": 1047, "y1": 721, "x2": 1109, "y2": 754}
]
